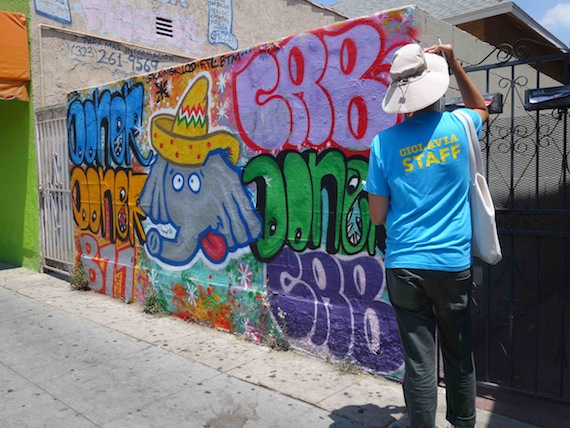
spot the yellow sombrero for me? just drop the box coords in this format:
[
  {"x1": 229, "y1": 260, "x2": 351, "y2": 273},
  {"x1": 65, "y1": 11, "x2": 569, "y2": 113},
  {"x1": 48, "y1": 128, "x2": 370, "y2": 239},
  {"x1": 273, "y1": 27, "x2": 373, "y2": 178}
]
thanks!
[{"x1": 150, "y1": 75, "x2": 240, "y2": 165}]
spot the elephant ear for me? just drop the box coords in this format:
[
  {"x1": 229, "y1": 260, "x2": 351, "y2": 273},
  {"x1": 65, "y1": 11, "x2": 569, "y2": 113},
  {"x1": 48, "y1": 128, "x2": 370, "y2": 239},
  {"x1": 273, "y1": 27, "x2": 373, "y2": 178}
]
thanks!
[{"x1": 140, "y1": 155, "x2": 170, "y2": 223}]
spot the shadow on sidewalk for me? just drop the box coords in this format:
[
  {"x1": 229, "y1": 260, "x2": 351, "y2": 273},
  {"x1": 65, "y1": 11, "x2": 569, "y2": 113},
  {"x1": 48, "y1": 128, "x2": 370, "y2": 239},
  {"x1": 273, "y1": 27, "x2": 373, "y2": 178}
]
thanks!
[
  {"x1": 329, "y1": 403, "x2": 407, "y2": 427},
  {"x1": 477, "y1": 384, "x2": 570, "y2": 428}
]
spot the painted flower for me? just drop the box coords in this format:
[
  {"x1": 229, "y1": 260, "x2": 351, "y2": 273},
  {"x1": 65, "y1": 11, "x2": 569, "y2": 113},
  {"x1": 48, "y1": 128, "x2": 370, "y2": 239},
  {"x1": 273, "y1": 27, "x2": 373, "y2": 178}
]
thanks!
[
  {"x1": 216, "y1": 99, "x2": 229, "y2": 122},
  {"x1": 187, "y1": 283, "x2": 198, "y2": 306},
  {"x1": 249, "y1": 328, "x2": 262, "y2": 343},
  {"x1": 242, "y1": 317, "x2": 253, "y2": 333},
  {"x1": 239, "y1": 314, "x2": 261, "y2": 342},
  {"x1": 238, "y1": 262, "x2": 253, "y2": 289},
  {"x1": 217, "y1": 72, "x2": 229, "y2": 92},
  {"x1": 173, "y1": 282, "x2": 186, "y2": 299},
  {"x1": 149, "y1": 270, "x2": 158, "y2": 288},
  {"x1": 166, "y1": 77, "x2": 174, "y2": 94}
]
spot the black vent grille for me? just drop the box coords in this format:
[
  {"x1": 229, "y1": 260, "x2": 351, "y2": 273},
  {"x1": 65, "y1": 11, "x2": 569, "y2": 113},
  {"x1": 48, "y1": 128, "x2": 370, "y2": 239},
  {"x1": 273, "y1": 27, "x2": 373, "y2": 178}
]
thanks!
[{"x1": 156, "y1": 17, "x2": 173, "y2": 38}]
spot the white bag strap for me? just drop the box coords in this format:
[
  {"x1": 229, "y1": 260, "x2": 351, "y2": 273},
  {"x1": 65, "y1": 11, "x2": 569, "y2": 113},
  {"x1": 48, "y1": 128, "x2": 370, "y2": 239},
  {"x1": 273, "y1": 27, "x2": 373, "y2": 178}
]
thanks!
[{"x1": 452, "y1": 109, "x2": 484, "y2": 182}]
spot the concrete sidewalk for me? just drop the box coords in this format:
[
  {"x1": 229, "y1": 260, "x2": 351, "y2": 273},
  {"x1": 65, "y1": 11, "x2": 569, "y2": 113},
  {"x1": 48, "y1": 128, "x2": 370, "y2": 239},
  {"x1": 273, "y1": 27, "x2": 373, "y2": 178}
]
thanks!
[{"x1": 0, "y1": 264, "x2": 537, "y2": 428}]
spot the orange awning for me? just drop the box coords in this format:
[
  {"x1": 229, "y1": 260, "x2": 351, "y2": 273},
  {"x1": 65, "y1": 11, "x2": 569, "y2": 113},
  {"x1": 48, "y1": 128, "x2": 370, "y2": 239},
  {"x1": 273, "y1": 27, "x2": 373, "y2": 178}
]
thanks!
[{"x1": 0, "y1": 11, "x2": 30, "y2": 102}]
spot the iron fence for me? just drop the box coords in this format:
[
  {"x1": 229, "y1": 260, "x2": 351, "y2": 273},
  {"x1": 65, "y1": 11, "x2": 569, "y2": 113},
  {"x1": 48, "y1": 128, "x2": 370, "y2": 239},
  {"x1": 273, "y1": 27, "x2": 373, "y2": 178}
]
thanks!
[
  {"x1": 36, "y1": 108, "x2": 74, "y2": 275},
  {"x1": 462, "y1": 43, "x2": 570, "y2": 404}
]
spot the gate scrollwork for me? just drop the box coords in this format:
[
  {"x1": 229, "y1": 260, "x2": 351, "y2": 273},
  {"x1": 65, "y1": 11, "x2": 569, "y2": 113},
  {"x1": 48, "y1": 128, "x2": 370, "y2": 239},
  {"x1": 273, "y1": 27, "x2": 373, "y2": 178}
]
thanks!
[{"x1": 472, "y1": 38, "x2": 560, "y2": 66}]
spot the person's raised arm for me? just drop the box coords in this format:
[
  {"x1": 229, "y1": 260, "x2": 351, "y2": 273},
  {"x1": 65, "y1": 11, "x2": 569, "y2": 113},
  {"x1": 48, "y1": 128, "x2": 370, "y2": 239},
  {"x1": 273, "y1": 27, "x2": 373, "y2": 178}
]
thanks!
[{"x1": 425, "y1": 44, "x2": 489, "y2": 123}]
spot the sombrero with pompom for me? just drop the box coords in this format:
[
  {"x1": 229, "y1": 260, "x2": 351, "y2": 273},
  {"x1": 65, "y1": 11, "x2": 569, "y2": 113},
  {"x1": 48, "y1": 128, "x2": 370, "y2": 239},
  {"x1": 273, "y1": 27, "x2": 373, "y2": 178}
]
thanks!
[{"x1": 150, "y1": 75, "x2": 240, "y2": 165}]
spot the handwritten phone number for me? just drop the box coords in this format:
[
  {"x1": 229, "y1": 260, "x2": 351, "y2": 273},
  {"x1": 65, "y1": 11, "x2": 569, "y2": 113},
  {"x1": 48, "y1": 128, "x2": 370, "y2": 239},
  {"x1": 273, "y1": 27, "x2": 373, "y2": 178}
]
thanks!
[{"x1": 70, "y1": 45, "x2": 160, "y2": 72}]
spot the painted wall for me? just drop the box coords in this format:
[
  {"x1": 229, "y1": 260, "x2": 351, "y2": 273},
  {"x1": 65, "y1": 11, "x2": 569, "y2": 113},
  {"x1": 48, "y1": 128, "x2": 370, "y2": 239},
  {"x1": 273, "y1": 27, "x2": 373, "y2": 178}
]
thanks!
[
  {"x1": 0, "y1": 0, "x2": 40, "y2": 270},
  {"x1": 68, "y1": 7, "x2": 424, "y2": 376},
  {"x1": 30, "y1": 0, "x2": 344, "y2": 108}
]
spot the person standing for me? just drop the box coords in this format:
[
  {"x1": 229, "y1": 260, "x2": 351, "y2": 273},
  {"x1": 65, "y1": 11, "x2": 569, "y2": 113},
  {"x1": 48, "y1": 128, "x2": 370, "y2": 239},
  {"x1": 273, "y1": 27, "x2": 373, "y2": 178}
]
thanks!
[{"x1": 364, "y1": 43, "x2": 489, "y2": 428}]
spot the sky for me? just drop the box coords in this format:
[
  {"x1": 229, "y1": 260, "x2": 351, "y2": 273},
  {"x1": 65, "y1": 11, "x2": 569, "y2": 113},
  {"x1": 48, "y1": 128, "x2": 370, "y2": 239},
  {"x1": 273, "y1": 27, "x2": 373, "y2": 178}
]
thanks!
[{"x1": 314, "y1": 1, "x2": 570, "y2": 48}]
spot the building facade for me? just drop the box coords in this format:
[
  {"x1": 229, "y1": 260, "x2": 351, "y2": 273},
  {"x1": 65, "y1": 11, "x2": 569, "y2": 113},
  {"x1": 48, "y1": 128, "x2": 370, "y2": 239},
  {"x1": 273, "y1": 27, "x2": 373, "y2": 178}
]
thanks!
[{"x1": 0, "y1": 0, "x2": 40, "y2": 270}]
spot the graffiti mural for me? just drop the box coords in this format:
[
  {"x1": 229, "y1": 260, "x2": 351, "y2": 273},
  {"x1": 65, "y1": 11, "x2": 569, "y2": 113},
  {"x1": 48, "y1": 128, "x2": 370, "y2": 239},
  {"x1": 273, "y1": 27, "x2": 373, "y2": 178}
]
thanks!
[
  {"x1": 242, "y1": 149, "x2": 376, "y2": 261},
  {"x1": 68, "y1": 7, "x2": 420, "y2": 378},
  {"x1": 68, "y1": 81, "x2": 150, "y2": 299},
  {"x1": 267, "y1": 247, "x2": 402, "y2": 373},
  {"x1": 140, "y1": 75, "x2": 262, "y2": 267}
]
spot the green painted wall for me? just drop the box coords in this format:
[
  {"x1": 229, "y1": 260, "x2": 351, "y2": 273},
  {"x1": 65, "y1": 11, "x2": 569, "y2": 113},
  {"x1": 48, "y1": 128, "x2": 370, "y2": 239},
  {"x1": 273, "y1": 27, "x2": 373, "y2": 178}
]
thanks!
[
  {"x1": 0, "y1": 0, "x2": 40, "y2": 270},
  {"x1": 0, "y1": 0, "x2": 27, "y2": 11}
]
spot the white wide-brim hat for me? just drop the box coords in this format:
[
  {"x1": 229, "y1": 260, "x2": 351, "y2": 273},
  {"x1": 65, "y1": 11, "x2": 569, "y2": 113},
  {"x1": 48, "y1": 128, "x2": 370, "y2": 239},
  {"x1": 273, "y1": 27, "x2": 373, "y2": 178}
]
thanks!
[{"x1": 382, "y1": 43, "x2": 449, "y2": 114}]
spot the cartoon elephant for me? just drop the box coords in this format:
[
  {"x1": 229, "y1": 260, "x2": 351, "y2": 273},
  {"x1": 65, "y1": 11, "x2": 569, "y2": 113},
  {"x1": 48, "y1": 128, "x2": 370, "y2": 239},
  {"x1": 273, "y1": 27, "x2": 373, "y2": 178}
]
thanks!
[{"x1": 140, "y1": 149, "x2": 262, "y2": 266}]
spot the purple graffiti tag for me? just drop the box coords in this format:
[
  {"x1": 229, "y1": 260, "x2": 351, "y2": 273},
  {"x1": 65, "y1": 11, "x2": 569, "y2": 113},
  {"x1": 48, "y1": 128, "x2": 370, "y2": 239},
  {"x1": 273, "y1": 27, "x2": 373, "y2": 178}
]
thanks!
[
  {"x1": 267, "y1": 247, "x2": 403, "y2": 374},
  {"x1": 234, "y1": 20, "x2": 394, "y2": 153},
  {"x1": 340, "y1": 255, "x2": 403, "y2": 372},
  {"x1": 322, "y1": 23, "x2": 388, "y2": 148}
]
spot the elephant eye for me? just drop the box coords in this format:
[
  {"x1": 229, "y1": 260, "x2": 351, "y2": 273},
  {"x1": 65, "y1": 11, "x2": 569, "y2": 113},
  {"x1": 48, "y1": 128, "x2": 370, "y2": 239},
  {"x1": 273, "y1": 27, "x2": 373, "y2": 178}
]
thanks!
[
  {"x1": 188, "y1": 173, "x2": 201, "y2": 194},
  {"x1": 172, "y1": 173, "x2": 184, "y2": 192}
]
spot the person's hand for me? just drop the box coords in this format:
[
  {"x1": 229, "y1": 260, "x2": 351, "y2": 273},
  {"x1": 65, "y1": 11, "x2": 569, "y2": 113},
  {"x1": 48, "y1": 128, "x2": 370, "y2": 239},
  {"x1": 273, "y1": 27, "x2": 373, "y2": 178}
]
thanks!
[
  {"x1": 426, "y1": 44, "x2": 489, "y2": 122},
  {"x1": 424, "y1": 44, "x2": 460, "y2": 72}
]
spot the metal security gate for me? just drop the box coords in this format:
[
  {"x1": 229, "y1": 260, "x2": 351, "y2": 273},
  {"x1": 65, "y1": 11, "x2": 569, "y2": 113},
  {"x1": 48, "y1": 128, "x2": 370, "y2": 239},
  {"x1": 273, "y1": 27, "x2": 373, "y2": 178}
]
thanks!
[
  {"x1": 459, "y1": 43, "x2": 570, "y2": 405},
  {"x1": 36, "y1": 106, "x2": 74, "y2": 275}
]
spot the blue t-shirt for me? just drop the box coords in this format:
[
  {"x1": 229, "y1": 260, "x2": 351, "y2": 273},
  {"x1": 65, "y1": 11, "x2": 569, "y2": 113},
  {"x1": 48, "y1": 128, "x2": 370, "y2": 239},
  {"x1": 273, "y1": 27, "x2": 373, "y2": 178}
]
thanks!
[{"x1": 364, "y1": 109, "x2": 482, "y2": 271}]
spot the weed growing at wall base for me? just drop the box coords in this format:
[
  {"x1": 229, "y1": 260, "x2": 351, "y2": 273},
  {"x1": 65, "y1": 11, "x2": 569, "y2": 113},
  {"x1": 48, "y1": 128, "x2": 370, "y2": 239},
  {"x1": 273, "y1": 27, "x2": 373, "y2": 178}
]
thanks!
[
  {"x1": 143, "y1": 289, "x2": 170, "y2": 317},
  {"x1": 332, "y1": 358, "x2": 364, "y2": 375},
  {"x1": 263, "y1": 317, "x2": 290, "y2": 351},
  {"x1": 261, "y1": 294, "x2": 290, "y2": 351},
  {"x1": 71, "y1": 259, "x2": 90, "y2": 291}
]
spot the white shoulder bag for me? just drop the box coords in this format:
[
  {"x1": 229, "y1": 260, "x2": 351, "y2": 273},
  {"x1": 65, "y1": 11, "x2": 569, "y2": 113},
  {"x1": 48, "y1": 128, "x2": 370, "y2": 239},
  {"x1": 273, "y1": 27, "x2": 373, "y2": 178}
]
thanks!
[{"x1": 453, "y1": 110, "x2": 502, "y2": 265}]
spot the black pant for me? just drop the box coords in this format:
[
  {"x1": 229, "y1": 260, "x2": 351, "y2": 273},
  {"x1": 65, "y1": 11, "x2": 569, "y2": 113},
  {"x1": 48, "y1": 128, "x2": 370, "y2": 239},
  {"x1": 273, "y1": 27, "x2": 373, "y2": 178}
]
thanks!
[{"x1": 386, "y1": 268, "x2": 476, "y2": 428}]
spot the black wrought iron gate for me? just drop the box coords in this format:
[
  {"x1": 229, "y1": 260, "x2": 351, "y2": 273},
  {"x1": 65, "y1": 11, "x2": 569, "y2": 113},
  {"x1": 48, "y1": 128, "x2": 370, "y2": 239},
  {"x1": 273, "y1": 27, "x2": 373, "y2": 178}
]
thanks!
[{"x1": 461, "y1": 43, "x2": 570, "y2": 405}]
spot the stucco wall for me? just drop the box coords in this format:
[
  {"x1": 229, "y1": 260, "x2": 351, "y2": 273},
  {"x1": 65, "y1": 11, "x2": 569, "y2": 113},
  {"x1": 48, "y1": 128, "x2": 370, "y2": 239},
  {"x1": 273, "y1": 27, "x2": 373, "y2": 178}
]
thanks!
[
  {"x1": 0, "y1": 0, "x2": 40, "y2": 270},
  {"x1": 30, "y1": 0, "x2": 344, "y2": 108},
  {"x1": 67, "y1": 6, "x2": 435, "y2": 376}
]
